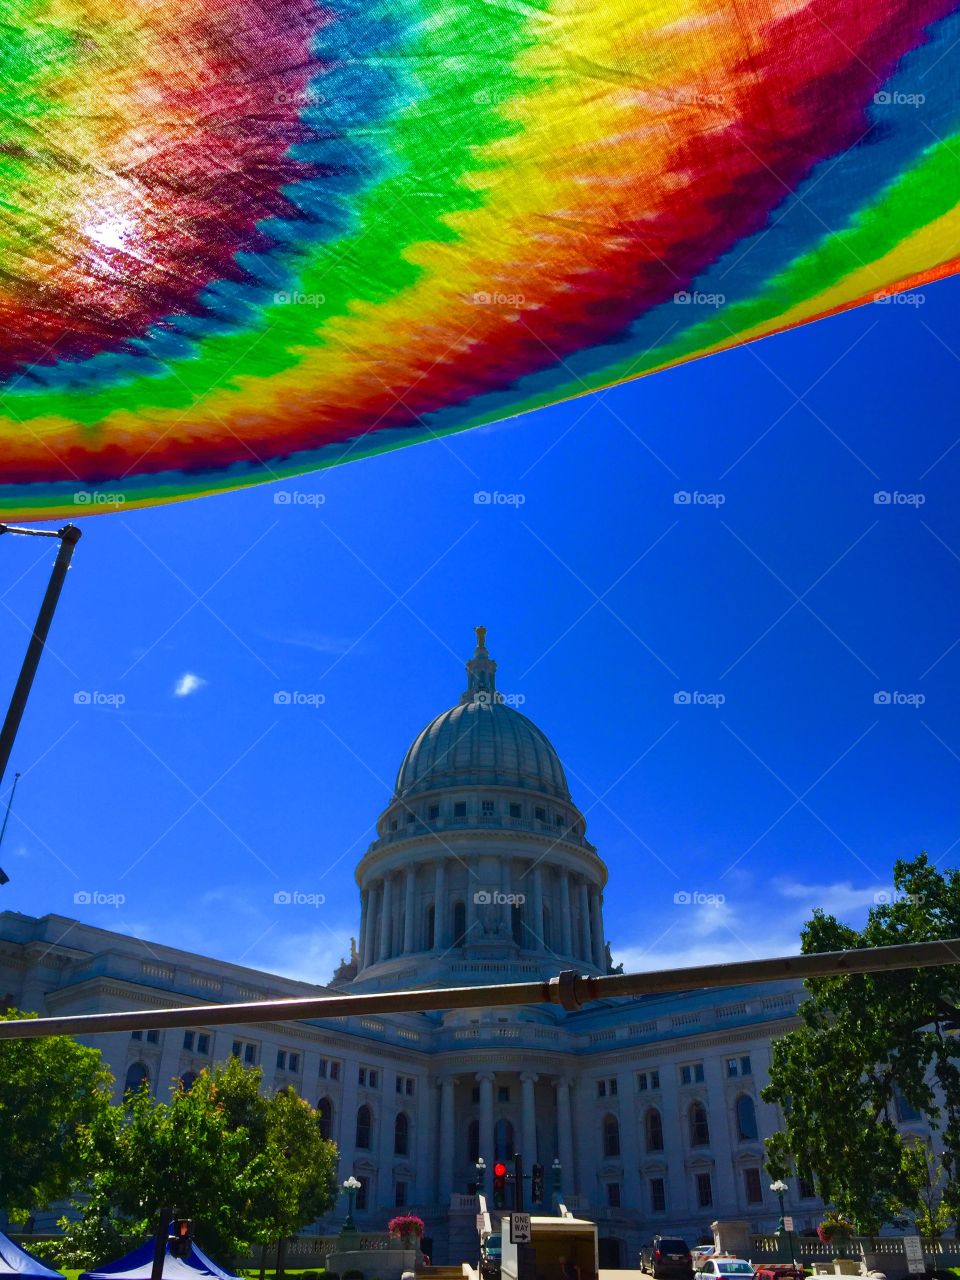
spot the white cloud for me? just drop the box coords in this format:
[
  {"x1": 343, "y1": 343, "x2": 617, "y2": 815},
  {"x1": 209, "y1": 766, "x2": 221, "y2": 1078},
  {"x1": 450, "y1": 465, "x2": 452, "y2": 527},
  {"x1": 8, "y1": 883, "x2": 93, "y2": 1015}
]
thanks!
[{"x1": 174, "y1": 672, "x2": 206, "y2": 697}]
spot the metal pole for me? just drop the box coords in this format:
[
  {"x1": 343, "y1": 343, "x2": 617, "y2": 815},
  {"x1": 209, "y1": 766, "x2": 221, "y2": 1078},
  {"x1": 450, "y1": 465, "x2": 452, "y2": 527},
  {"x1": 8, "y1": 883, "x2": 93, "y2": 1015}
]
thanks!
[
  {"x1": 0, "y1": 771, "x2": 19, "y2": 886},
  {"x1": 0, "y1": 524, "x2": 82, "y2": 795},
  {"x1": 150, "y1": 1207, "x2": 171, "y2": 1280},
  {"x1": 0, "y1": 937, "x2": 956, "y2": 1040}
]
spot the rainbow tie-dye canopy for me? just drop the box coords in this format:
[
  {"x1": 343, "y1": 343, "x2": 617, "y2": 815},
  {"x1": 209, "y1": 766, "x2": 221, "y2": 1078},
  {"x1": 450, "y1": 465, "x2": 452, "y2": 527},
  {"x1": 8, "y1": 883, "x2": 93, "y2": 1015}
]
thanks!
[{"x1": 1, "y1": 0, "x2": 959, "y2": 518}]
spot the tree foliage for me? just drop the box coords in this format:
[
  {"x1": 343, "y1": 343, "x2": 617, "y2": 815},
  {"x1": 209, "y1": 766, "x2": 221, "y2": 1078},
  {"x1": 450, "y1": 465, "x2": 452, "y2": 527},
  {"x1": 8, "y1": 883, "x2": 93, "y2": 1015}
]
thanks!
[
  {"x1": 0, "y1": 1010, "x2": 114, "y2": 1219},
  {"x1": 51, "y1": 1057, "x2": 339, "y2": 1269},
  {"x1": 763, "y1": 853, "x2": 960, "y2": 1234}
]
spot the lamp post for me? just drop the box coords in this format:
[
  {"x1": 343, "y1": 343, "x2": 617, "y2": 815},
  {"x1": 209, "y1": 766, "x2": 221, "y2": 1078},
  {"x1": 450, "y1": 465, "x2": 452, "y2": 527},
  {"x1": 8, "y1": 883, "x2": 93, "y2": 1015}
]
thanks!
[
  {"x1": 770, "y1": 1180, "x2": 796, "y2": 1267},
  {"x1": 476, "y1": 1157, "x2": 486, "y2": 1195},
  {"x1": 341, "y1": 1176, "x2": 361, "y2": 1233},
  {"x1": 552, "y1": 1157, "x2": 562, "y2": 1212}
]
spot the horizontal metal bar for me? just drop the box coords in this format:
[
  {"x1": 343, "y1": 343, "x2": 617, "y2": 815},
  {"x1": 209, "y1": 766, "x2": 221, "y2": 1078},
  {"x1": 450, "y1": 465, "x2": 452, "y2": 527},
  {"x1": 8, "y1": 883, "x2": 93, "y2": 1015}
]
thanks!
[{"x1": 1, "y1": 938, "x2": 957, "y2": 1040}]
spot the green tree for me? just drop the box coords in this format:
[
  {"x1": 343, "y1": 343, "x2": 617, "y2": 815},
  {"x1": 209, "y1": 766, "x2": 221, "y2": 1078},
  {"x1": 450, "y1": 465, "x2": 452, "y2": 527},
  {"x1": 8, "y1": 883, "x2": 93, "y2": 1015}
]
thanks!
[
  {"x1": 52, "y1": 1057, "x2": 339, "y2": 1269},
  {"x1": 0, "y1": 1010, "x2": 113, "y2": 1219},
  {"x1": 763, "y1": 853, "x2": 960, "y2": 1234}
]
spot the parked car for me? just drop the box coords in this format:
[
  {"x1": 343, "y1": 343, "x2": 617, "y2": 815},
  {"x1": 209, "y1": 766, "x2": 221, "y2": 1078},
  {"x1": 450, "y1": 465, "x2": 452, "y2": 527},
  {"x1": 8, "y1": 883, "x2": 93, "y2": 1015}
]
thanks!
[
  {"x1": 693, "y1": 1248, "x2": 718, "y2": 1267},
  {"x1": 640, "y1": 1237, "x2": 694, "y2": 1279},
  {"x1": 754, "y1": 1266, "x2": 804, "y2": 1280},
  {"x1": 695, "y1": 1258, "x2": 756, "y2": 1280}
]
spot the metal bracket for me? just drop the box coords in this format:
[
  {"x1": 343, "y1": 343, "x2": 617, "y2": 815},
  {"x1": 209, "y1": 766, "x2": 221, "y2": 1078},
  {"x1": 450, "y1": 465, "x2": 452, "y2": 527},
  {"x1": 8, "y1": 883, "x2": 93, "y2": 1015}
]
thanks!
[{"x1": 547, "y1": 970, "x2": 583, "y2": 1011}]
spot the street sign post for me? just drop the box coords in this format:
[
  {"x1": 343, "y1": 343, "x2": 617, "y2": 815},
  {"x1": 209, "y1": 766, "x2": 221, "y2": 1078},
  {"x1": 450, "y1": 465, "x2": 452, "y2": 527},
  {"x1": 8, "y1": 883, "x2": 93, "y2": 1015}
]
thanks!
[
  {"x1": 903, "y1": 1237, "x2": 925, "y2": 1274},
  {"x1": 476, "y1": 1215, "x2": 485, "y2": 1233},
  {"x1": 510, "y1": 1213, "x2": 531, "y2": 1244},
  {"x1": 782, "y1": 1217, "x2": 794, "y2": 1232}
]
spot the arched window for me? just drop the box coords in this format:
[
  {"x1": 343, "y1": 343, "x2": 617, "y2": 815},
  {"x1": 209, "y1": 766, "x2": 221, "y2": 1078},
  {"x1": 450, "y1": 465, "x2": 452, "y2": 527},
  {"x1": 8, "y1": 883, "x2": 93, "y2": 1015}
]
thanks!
[
  {"x1": 512, "y1": 902, "x2": 524, "y2": 947},
  {"x1": 736, "y1": 1094, "x2": 758, "y2": 1141},
  {"x1": 603, "y1": 1113, "x2": 620, "y2": 1158},
  {"x1": 124, "y1": 1062, "x2": 150, "y2": 1096},
  {"x1": 645, "y1": 1107, "x2": 664, "y2": 1152},
  {"x1": 494, "y1": 1117, "x2": 515, "y2": 1162},
  {"x1": 394, "y1": 1111, "x2": 409, "y2": 1156},
  {"x1": 690, "y1": 1101, "x2": 710, "y2": 1147},
  {"x1": 453, "y1": 900, "x2": 466, "y2": 945},
  {"x1": 179, "y1": 1072, "x2": 197, "y2": 1092},
  {"x1": 356, "y1": 1104, "x2": 372, "y2": 1149},
  {"x1": 468, "y1": 1119, "x2": 480, "y2": 1164},
  {"x1": 317, "y1": 1097, "x2": 333, "y2": 1141},
  {"x1": 425, "y1": 904, "x2": 435, "y2": 950}
]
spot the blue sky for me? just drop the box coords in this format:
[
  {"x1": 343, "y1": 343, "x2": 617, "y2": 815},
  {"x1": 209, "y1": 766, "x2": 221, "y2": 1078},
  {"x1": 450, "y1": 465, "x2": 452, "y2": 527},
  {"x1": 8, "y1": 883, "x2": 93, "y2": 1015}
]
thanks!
[{"x1": 2, "y1": 279, "x2": 960, "y2": 985}]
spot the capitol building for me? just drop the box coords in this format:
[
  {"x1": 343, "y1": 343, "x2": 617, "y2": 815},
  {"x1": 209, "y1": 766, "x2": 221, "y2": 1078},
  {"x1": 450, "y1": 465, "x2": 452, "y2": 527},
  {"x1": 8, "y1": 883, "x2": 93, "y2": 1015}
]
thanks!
[{"x1": 0, "y1": 631, "x2": 836, "y2": 1264}]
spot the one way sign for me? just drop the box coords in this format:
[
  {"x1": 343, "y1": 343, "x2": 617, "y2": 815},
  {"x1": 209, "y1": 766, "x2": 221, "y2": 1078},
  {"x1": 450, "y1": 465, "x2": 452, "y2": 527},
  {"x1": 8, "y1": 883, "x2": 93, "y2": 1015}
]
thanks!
[{"x1": 510, "y1": 1213, "x2": 531, "y2": 1244}]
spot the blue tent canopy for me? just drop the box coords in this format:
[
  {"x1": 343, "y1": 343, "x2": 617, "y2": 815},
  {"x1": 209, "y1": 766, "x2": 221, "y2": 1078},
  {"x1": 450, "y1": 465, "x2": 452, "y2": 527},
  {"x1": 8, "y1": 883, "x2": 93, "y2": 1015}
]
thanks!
[
  {"x1": 0, "y1": 1231, "x2": 65, "y2": 1280},
  {"x1": 80, "y1": 1238, "x2": 239, "y2": 1280}
]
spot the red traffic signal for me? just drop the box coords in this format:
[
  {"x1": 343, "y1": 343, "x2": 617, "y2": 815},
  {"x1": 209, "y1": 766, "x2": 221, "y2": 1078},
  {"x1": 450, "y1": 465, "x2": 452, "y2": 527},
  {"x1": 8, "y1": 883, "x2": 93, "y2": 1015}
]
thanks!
[
  {"x1": 493, "y1": 1163, "x2": 507, "y2": 1177},
  {"x1": 169, "y1": 1220, "x2": 193, "y2": 1259},
  {"x1": 492, "y1": 1162, "x2": 507, "y2": 1208}
]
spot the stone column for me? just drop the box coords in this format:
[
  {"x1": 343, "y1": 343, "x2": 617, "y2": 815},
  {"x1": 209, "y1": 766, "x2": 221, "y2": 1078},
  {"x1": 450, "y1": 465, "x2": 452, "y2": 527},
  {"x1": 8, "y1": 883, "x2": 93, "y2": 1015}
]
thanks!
[
  {"x1": 420, "y1": 1076, "x2": 439, "y2": 1204},
  {"x1": 364, "y1": 881, "x2": 380, "y2": 968},
  {"x1": 155, "y1": 1031, "x2": 184, "y2": 1099},
  {"x1": 590, "y1": 889, "x2": 605, "y2": 970},
  {"x1": 477, "y1": 1070, "x2": 496, "y2": 1167},
  {"x1": 403, "y1": 867, "x2": 416, "y2": 953},
  {"x1": 379, "y1": 1070, "x2": 398, "y2": 1197},
  {"x1": 466, "y1": 858, "x2": 479, "y2": 941},
  {"x1": 703, "y1": 1056, "x2": 735, "y2": 1214},
  {"x1": 501, "y1": 856, "x2": 513, "y2": 935},
  {"x1": 556, "y1": 1077, "x2": 576, "y2": 1197},
  {"x1": 659, "y1": 1061, "x2": 687, "y2": 1218},
  {"x1": 616, "y1": 1069, "x2": 642, "y2": 1211},
  {"x1": 438, "y1": 1076, "x2": 456, "y2": 1202},
  {"x1": 521, "y1": 1071, "x2": 538, "y2": 1164},
  {"x1": 338, "y1": 1055, "x2": 360, "y2": 1176},
  {"x1": 559, "y1": 872, "x2": 573, "y2": 957},
  {"x1": 434, "y1": 859, "x2": 447, "y2": 949},
  {"x1": 531, "y1": 864, "x2": 544, "y2": 950},
  {"x1": 578, "y1": 879, "x2": 591, "y2": 962},
  {"x1": 358, "y1": 889, "x2": 369, "y2": 969},
  {"x1": 378, "y1": 873, "x2": 394, "y2": 962}
]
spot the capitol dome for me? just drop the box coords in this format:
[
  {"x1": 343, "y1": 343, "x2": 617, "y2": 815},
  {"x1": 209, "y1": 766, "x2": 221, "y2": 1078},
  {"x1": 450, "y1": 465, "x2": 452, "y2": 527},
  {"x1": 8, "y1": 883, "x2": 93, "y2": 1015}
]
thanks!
[{"x1": 395, "y1": 629, "x2": 570, "y2": 802}]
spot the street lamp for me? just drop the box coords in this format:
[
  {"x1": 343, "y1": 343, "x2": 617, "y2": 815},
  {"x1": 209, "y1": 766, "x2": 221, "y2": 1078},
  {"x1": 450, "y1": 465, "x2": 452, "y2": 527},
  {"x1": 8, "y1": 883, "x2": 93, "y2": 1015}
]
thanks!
[
  {"x1": 552, "y1": 1157, "x2": 562, "y2": 1211},
  {"x1": 770, "y1": 1180, "x2": 796, "y2": 1267},
  {"x1": 341, "y1": 1176, "x2": 361, "y2": 1232},
  {"x1": 476, "y1": 1157, "x2": 486, "y2": 1194}
]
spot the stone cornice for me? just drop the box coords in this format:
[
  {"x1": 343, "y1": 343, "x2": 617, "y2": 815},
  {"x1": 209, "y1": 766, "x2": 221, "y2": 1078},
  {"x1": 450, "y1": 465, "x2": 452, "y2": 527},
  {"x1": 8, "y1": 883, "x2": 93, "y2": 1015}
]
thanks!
[{"x1": 358, "y1": 828, "x2": 606, "y2": 883}]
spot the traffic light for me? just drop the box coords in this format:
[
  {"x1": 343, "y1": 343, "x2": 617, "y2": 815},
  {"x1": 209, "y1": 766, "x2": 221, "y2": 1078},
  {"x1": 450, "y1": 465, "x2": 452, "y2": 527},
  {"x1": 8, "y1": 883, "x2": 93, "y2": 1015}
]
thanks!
[
  {"x1": 170, "y1": 1220, "x2": 193, "y2": 1259},
  {"x1": 492, "y1": 1162, "x2": 507, "y2": 1209},
  {"x1": 531, "y1": 1162, "x2": 544, "y2": 1204}
]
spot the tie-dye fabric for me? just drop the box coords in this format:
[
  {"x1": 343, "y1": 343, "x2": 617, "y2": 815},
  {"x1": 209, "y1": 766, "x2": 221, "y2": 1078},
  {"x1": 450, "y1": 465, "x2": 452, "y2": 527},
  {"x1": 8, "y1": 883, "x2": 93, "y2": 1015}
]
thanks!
[{"x1": 1, "y1": 0, "x2": 959, "y2": 518}]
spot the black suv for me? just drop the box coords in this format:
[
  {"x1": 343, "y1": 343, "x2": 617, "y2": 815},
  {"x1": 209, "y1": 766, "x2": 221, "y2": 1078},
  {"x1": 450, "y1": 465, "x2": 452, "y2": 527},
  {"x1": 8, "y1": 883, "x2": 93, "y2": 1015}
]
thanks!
[{"x1": 640, "y1": 1237, "x2": 693, "y2": 1279}]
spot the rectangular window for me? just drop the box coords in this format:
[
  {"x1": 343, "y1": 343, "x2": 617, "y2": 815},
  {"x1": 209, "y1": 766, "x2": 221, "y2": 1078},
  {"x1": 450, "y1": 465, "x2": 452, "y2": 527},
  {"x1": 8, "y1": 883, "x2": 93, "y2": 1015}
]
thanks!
[
  {"x1": 682, "y1": 1062, "x2": 704, "y2": 1084},
  {"x1": 740, "y1": 1055, "x2": 752, "y2": 1076},
  {"x1": 395, "y1": 1181, "x2": 407, "y2": 1208},
  {"x1": 471, "y1": 1086, "x2": 480, "y2": 1103},
  {"x1": 650, "y1": 1178, "x2": 666, "y2": 1213},
  {"x1": 406, "y1": 811, "x2": 415, "y2": 823},
  {"x1": 609, "y1": 1078, "x2": 618, "y2": 1096},
  {"x1": 358, "y1": 1067, "x2": 367, "y2": 1086},
  {"x1": 288, "y1": 1053, "x2": 300, "y2": 1073},
  {"x1": 319, "y1": 1059, "x2": 328, "y2": 1078},
  {"x1": 744, "y1": 1168, "x2": 763, "y2": 1204},
  {"x1": 277, "y1": 1050, "x2": 287, "y2": 1070},
  {"x1": 606, "y1": 1183, "x2": 621, "y2": 1208},
  {"x1": 428, "y1": 804, "x2": 440, "y2": 820},
  {"x1": 650, "y1": 1069, "x2": 660, "y2": 1089},
  {"x1": 183, "y1": 1031, "x2": 194, "y2": 1050},
  {"x1": 482, "y1": 800, "x2": 495, "y2": 815},
  {"x1": 597, "y1": 1080, "x2": 606, "y2": 1097},
  {"x1": 454, "y1": 801, "x2": 467, "y2": 817},
  {"x1": 555, "y1": 813, "x2": 565, "y2": 827},
  {"x1": 369, "y1": 1069, "x2": 378, "y2": 1088},
  {"x1": 356, "y1": 1178, "x2": 368, "y2": 1212},
  {"x1": 146, "y1": 1029, "x2": 160, "y2": 1045},
  {"x1": 697, "y1": 1173, "x2": 713, "y2": 1208},
  {"x1": 232, "y1": 1040, "x2": 242, "y2": 1057},
  {"x1": 498, "y1": 1086, "x2": 511, "y2": 1103},
  {"x1": 727, "y1": 1058, "x2": 739, "y2": 1077},
  {"x1": 197, "y1": 1033, "x2": 210, "y2": 1055},
  {"x1": 510, "y1": 803, "x2": 522, "y2": 819},
  {"x1": 396, "y1": 1075, "x2": 404, "y2": 1093},
  {"x1": 330, "y1": 1061, "x2": 340, "y2": 1081},
  {"x1": 406, "y1": 1077, "x2": 415, "y2": 1095},
  {"x1": 535, "y1": 806, "x2": 546, "y2": 822},
  {"x1": 798, "y1": 1173, "x2": 816, "y2": 1199},
  {"x1": 131, "y1": 1030, "x2": 143, "y2": 1041},
  {"x1": 244, "y1": 1044, "x2": 256, "y2": 1065},
  {"x1": 638, "y1": 1073, "x2": 647, "y2": 1091}
]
